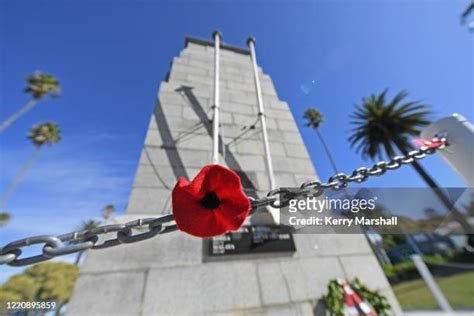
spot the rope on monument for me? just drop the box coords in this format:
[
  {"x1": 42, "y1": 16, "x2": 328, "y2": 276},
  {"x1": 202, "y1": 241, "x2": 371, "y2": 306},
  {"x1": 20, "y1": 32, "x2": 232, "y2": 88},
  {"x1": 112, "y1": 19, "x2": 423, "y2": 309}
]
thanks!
[
  {"x1": 0, "y1": 137, "x2": 449, "y2": 266},
  {"x1": 225, "y1": 118, "x2": 259, "y2": 148},
  {"x1": 174, "y1": 119, "x2": 207, "y2": 143}
]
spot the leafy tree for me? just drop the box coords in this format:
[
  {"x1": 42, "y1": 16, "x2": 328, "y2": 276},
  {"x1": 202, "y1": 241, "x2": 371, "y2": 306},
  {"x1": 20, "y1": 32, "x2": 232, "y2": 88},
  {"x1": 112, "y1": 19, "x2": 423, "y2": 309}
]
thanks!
[
  {"x1": 348, "y1": 89, "x2": 471, "y2": 233},
  {"x1": 102, "y1": 204, "x2": 116, "y2": 221},
  {"x1": 0, "y1": 122, "x2": 61, "y2": 209},
  {"x1": 424, "y1": 207, "x2": 440, "y2": 220},
  {"x1": 0, "y1": 262, "x2": 78, "y2": 316},
  {"x1": 0, "y1": 274, "x2": 39, "y2": 302},
  {"x1": 462, "y1": 196, "x2": 474, "y2": 248},
  {"x1": 463, "y1": 195, "x2": 474, "y2": 217},
  {"x1": 27, "y1": 122, "x2": 62, "y2": 146},
  {"x1": 0, "y1": 212, "x2": 10, "y2": 228},
  {"x1": 303, "y1": 108, "x2": 339, "y2": 174},
  {"x1": 461, "y1": 2, "x2": 474, "y2": 28},
  {"x1": 0, "y1": 72, "x2": 60, "y2": 133},
  {"x1": 25, "y1": 263, "x2": 78, "y2": 304},
  {"x1": 382, "y1": 234, "x2": 406, "y2": 249}
]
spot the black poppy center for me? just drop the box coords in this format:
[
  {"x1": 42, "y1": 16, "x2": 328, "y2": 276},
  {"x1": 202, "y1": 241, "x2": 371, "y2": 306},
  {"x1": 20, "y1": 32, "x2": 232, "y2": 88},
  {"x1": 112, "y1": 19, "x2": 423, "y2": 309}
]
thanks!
[{"x1": 200, "y1": 191, "x2": 220, "y2": 209}]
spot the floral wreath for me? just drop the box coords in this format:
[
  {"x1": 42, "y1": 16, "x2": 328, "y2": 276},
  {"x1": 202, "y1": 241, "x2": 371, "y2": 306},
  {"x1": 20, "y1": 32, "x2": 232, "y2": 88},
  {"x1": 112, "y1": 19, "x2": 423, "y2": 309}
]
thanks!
[{"x1": 325, "y1": 278, "x2": 392, "y2": 316}]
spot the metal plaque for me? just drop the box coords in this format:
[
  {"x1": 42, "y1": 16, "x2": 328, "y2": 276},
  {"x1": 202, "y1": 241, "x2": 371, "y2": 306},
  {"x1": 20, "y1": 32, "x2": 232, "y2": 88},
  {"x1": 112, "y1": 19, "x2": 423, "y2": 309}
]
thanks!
[{"x1": 208, "y1": 225, "x2": 296, "y2": 256}]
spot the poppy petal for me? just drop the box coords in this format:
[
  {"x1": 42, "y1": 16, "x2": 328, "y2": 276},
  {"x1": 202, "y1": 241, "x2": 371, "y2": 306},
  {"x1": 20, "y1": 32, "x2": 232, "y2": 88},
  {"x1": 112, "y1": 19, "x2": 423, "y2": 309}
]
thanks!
[
  {"x1": 172, "y1": 165, "x2": 251, "y2": 237},
  {"x1": 172, "y1": 177, "x2": 228, "y2": 237}
]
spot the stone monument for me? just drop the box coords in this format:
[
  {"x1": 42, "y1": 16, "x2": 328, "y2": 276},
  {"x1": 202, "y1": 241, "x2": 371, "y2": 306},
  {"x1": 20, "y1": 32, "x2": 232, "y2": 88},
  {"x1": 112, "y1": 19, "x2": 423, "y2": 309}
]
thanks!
[{"x1": 68, "y1": 35, "x2": 401, "y2": 315}]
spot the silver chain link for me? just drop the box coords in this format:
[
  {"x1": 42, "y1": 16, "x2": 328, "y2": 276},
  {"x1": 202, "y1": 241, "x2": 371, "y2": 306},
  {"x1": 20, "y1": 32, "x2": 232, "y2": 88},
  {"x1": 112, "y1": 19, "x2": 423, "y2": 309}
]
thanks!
[
  {"x1": 0, "y1": 140, "x2": 445, "y2": 267},
  {"x1": 0, "y1": 215, "x2": 177, "y2": 266},
  {"x1": 248, "y1": 140, "x2": 446, "y2": 209}
]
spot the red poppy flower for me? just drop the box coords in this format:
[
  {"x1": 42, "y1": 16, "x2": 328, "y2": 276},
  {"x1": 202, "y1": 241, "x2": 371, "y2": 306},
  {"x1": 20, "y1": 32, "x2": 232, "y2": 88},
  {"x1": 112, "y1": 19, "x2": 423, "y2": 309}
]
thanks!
[{"x1": 172, "y1": 164, "x2": 251, "y2": 238}]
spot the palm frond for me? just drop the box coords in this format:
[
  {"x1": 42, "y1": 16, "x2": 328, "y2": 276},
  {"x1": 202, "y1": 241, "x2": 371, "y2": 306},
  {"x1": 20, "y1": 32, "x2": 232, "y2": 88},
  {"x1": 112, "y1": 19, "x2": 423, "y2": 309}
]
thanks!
[
  {"x1": 348, "y1": 90, "x2": 432, "y2": 160},
  {"x1": 24, "y1": 71, "x2": 60, "y2": 100},
  {"x1": 303, "y1": 108, "x2": 324, "y2": 129},
  {"x1": 27, "y1": 122, "x2": 61, "y2": 147}
]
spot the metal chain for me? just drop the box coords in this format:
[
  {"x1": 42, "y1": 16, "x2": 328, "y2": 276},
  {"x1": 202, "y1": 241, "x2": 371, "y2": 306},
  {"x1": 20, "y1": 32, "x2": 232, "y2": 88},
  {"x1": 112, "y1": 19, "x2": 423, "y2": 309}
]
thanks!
[
  {"x1": 0, "y1": 138, "x2": 446, "y2": 267},
  {"x1": 0, "y1": 215, "x2": 177, "y2": 266},
  {"x1": 248, "y1": 139, "x2": 447, "y2": 209}
]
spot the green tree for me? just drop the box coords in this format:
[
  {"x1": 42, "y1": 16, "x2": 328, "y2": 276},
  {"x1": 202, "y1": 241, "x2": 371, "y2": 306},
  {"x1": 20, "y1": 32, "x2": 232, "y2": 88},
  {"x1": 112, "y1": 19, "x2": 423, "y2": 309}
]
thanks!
[
  {"x1": 461, "y1": 2, "x2": 474, "y2": 27},
  {"x1": 73, "y1": 219, "x2": 101, "y2": 265},
  {"x1": 0, "y1": 274, "x2": 39, "y2": 302},
  {"x1": 0, "y1": 72, "x2": 60, "y2": 133},
  {"x1": 348, "y1": 89, "x2": 471, "y2": 233},
  {"x1": 462, "y1": 196, "x2": 474, "y2": 249},
  {"x1": 0, "y1": 212, "x2": 10, "y2": 228},
  {"x1": 463, "y1": 195, "x2": 474, "y2": 217},
  {"x1": 102, "y1": 204, "x2": 116, "y2": 221},
  {"x1": 303, "y1": 108, "x2": 339, "y2": 174},
  {"x1": 0, "y1": 262, "x2": 78, "y2": 316},
  {"x1": 382, "y1": 234, "x2": 406, "y2": 249},
  {"x1": 0, "y1": 122, "x2": 61, "y2": 209}
]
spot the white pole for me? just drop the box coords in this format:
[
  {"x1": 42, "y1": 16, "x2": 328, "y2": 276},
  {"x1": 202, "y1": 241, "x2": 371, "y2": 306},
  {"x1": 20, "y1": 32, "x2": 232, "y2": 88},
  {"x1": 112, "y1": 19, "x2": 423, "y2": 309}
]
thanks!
[
  {"x1": 411, "y1": 254, "x2": 453, "y2": 312},
  {"x1": 421, "y1": 114, "x2": 474, "y2": 186},
  {"x1": 247, "y1": 37, "x2": 276, "y2": 190},
  {"x1": 212, "y1": 31, "x2": 221, "y2": 164}
]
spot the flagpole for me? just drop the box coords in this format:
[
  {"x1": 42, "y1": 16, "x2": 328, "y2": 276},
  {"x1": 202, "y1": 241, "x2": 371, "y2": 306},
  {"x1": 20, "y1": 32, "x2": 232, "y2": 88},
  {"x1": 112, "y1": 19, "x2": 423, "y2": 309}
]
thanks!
[
  {"x1": 247, "y1": 37, "x2": 276, "y2": 190},
  {"x1": 212, "y1": 31, "x2": 222, "y2": 164}
]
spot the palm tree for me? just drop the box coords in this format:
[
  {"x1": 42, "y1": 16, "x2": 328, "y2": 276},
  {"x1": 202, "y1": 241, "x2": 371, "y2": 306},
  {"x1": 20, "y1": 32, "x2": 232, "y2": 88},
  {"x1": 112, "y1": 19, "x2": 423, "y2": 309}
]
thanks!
[
  {"x1": 73, "y1": 219, "x2": 101, "y2": 265},
  {"x1": 0, "y1": 212, "x2": 10, "y2": 227},
  {"x1": 0, "y1": 71, "x2": 60, "y2": 133},
  {"x1": 303, "y1": 108, "x2": 339, "y2": 174},
  {"x1": 461, "y1": 1, "x2": 474, "y2": 30},
  {"x1": 102, "y1": 204, "x2": 116, "y2": 221},
  {"x1": 349, "y1": 89, "x2": 471, "y2": 232},
  {"x1": 0, "y1": 122, "x2": 61, "y2": 208}
]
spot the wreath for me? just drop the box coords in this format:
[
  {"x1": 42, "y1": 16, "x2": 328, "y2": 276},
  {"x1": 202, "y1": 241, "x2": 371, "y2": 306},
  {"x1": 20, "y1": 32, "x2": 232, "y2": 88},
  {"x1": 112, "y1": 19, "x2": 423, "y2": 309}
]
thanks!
[{"x1": 325, "y1": 278, "x2": 392, "y2": 316}]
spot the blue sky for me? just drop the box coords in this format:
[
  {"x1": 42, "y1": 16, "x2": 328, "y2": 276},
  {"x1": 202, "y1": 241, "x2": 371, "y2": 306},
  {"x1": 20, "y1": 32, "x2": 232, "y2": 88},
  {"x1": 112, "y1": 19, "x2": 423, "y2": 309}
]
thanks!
[{"x1": 0, "y1": 0, "x2": 472, "y2": 281}]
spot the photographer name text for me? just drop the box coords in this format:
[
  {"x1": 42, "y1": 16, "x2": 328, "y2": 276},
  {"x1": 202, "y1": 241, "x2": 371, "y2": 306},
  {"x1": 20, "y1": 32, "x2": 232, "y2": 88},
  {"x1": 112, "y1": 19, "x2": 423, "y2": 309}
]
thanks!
[
  {"x1": 288, "y1": 216, "x2": 398, "y2": 226},
  {"x1": 286, "y1": 196, "x2": 398, "y2": 227}
]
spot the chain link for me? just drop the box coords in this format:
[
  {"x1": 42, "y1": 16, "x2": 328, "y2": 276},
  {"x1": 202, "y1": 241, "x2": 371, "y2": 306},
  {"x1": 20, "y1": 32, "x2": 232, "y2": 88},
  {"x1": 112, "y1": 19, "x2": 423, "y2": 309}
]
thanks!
[
  {"x1": 0, "y1": 214, "x2": 177, "y2": 266},
  {"x1": 249, "y1": 138, "x2": 446, "y2": 209},
  {"x1": 0, "y1": 138, "x2": 446, "y2": 267}
]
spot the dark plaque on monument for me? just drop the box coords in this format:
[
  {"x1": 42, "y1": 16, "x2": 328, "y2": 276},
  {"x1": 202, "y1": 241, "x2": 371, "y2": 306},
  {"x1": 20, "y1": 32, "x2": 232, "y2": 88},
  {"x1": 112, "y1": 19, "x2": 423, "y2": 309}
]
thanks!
[{"x1": 208, "y1": 225, "x2": 296, "y2": 256}]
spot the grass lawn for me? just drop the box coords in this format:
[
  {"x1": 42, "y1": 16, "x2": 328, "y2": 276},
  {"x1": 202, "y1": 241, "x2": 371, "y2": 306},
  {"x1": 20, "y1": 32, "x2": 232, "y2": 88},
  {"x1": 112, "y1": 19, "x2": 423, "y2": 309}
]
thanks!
[{"x1": 392, "y1": 271, "x2": 474, "y2": 310}]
